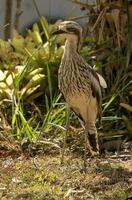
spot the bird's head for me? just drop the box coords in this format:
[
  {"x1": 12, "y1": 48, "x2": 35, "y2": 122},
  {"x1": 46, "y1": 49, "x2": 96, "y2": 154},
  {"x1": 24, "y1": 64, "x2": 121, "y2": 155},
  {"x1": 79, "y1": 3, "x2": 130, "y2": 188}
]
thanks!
[
  {"x1": 52, "y1": 21, "x2": 82, "y2": 37},
  {"x1": 52, "y1": 21, "x2": 82, "y2": 50}
]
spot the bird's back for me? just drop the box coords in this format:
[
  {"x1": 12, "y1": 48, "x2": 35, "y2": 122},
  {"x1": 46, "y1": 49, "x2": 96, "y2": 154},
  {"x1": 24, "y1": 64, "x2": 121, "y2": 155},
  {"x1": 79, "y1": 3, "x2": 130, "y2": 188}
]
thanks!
[{"x1": 58, "y1": 50, "x2": 102, "y2": 123}]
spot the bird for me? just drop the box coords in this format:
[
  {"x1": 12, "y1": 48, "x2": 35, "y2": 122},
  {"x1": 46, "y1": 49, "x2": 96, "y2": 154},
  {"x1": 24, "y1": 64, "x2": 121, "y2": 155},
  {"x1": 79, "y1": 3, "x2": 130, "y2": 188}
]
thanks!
[{"x1": 52, "y1": 21, "x2": 107, "y2": 165}]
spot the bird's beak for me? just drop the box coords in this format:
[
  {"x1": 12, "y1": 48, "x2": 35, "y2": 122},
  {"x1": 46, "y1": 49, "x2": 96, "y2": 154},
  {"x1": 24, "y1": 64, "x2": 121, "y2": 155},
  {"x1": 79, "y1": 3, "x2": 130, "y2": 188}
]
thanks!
[{"x1": 52, "y1": 29, "x2": 66, "y2": 35}]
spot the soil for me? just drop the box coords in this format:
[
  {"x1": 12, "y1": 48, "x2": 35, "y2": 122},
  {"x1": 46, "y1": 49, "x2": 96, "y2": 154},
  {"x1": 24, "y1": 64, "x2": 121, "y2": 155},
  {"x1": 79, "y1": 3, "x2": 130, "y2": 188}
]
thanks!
[{"x1": 0, "y1": 138, "x2": 132, "y2": 200}]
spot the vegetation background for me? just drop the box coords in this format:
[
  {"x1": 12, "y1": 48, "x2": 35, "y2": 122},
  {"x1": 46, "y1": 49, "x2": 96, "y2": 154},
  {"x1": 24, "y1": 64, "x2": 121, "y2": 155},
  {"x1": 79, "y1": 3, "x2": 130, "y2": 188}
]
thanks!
[{"x1": 0, "y1": 0, "x2": 132, "y2": 200}]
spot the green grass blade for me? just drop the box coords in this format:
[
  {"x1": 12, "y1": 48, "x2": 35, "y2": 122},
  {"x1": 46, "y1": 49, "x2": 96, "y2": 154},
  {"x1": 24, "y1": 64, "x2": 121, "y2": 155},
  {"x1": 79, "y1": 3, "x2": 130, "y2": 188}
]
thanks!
[
  {"x1": 103, "y1": 95, "x2": 116, "y2": 111},
  {"x1": 103, "y1": 80, "x2": 132, "y2": 111},
  {"x1": 46, "y1": 63, "x2": 53, "y2": 103},
  {"x1": 19, "y1": 110, "x2": 34, "y2": 141},
  {"x1": 32, "y1": 0, "x2": 50, "y2": 41},
  {"x1": 45, "y1": 94, "x2": 50, "y2": 112}
]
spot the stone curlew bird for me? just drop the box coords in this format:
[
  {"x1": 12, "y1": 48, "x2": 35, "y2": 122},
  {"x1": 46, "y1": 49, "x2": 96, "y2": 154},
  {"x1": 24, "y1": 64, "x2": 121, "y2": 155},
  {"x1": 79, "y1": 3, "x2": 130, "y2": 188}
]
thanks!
[{"x1": 52, "y1": 21, "x2": 107, "y2": 165}]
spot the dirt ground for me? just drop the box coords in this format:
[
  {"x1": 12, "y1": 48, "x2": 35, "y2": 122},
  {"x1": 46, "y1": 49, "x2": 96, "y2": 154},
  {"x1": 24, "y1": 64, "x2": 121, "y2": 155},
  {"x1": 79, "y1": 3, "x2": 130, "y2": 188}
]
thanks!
[{"x1": 0, "y1": 138, "x2": 132, "y2": 200}]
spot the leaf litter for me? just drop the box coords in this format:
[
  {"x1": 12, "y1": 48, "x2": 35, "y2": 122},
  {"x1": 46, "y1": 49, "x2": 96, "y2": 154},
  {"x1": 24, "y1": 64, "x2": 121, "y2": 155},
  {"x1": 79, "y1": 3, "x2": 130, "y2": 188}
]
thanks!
[{"x1": 0, "y1": 137, "x2": 132, "y2": 200}]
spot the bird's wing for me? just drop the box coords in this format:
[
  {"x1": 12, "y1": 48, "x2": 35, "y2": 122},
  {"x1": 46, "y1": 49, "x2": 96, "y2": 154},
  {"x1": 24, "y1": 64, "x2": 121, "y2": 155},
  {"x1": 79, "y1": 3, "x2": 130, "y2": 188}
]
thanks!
[
  {"x1": 78, "y1": 59, "x2": 103, "y2": 107},
  {"x1": 88, "y1": 68, "x2": 102, "y2": 125},
  {"x1": 86, "y1": 63, "x2": 107, "y2": 89},
  {"x1": 88, "y1": 67, "x2": 102, "y2": 101},
  {"x1": 96, "y1": 72, "x2": 107, "y2": 88}
]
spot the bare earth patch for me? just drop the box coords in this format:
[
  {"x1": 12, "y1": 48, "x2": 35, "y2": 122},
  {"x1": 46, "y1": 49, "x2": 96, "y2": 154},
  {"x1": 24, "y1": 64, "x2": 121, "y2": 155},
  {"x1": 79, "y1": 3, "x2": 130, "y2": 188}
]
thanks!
[{"x1": 0, "y1": 145, "x2": 132, "y2": 200}]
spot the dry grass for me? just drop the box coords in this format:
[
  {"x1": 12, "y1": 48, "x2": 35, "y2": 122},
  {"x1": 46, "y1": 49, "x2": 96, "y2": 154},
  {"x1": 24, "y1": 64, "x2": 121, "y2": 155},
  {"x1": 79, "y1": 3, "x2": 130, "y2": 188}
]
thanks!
[{"x1": 0, "y1": 147, "x2": 132, "y2": 200}]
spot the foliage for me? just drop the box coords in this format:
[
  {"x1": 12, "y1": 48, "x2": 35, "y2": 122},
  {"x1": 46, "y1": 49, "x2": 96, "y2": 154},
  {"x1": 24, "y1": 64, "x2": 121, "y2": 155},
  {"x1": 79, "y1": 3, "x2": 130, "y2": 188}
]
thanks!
[
  {"x1": 0, "y1": 0, "x2": 132, "y2": 144},
  {"x1": 0, "y1": 2, "x2": 132, "y2": 199},
  {"x1": 0, "y1": 16, "x2": 65, "y2": 141},
  {"x1": 0, "y1": 154, "x2": 131, "y2": 199}
]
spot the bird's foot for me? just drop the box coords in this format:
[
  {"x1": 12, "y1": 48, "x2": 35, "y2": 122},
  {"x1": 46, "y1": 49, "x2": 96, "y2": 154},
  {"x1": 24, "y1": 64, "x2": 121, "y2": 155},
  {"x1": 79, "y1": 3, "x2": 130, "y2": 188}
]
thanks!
[
  {"x1": 90, "y1": 150, "x2": 99, "y2": 158},
  {"x1": 87, "y1": 141, "x2": 99, "y2": 157}
]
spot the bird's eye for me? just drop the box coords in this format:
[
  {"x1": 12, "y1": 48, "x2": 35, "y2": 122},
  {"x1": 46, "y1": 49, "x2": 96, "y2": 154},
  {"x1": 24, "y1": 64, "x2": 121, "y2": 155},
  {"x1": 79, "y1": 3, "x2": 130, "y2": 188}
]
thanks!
[{"x1": 66, "y1": 27, "x2": 76, "y2": 32}]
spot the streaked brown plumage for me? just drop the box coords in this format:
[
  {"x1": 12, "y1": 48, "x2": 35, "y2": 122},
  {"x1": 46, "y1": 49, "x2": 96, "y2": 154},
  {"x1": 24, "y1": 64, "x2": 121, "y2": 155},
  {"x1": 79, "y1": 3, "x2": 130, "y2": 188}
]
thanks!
[{"x1": 52, "y1": 21, "x2": 107, "y2": 164}]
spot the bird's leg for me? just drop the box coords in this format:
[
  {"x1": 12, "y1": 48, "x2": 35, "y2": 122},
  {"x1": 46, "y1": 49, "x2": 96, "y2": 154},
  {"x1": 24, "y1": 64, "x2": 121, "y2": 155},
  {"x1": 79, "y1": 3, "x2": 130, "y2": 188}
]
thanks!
[
  {"x1": 87, "y1": 122, "x2": 99, "y2": 155},
  {"x1": 84, "y1": 122, "x2": 99, "y2": 168},
  {"x1": 60, "y1": 104, "x2": 70, "y2": 164},
  {"x1": 84, "y1": 125, "x2": 88, "y2": 168},
  {"x1": 84, "y1": 124, "x2": 92, "y2": 168}
]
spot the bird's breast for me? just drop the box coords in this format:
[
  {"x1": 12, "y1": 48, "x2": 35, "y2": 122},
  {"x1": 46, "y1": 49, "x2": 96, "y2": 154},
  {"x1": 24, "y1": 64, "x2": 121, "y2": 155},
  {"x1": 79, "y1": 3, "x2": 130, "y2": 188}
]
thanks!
[{"x1": 58, "y1": 62, "x2": 91, "y2": 99}]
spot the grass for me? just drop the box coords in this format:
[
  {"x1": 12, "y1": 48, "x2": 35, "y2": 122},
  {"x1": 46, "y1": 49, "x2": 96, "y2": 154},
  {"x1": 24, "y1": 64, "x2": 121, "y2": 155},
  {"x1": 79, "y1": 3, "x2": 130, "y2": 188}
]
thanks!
[
  {"x1": 0, "y1": 0, "x2": 131, "y2": 143},
  {"x1": 0, "y1": 1, "x2": 132, "y2": 199},
  {"x1": 0, "y1": 152, "x2": 132, "y2": 200}
]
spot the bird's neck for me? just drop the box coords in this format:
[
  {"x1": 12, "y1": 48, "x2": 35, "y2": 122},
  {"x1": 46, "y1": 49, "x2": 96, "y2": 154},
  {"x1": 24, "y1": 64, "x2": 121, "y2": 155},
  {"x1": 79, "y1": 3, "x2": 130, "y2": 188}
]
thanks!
[{"x1": 64, "y1": 36, "x2": 81, "y2": 54}]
